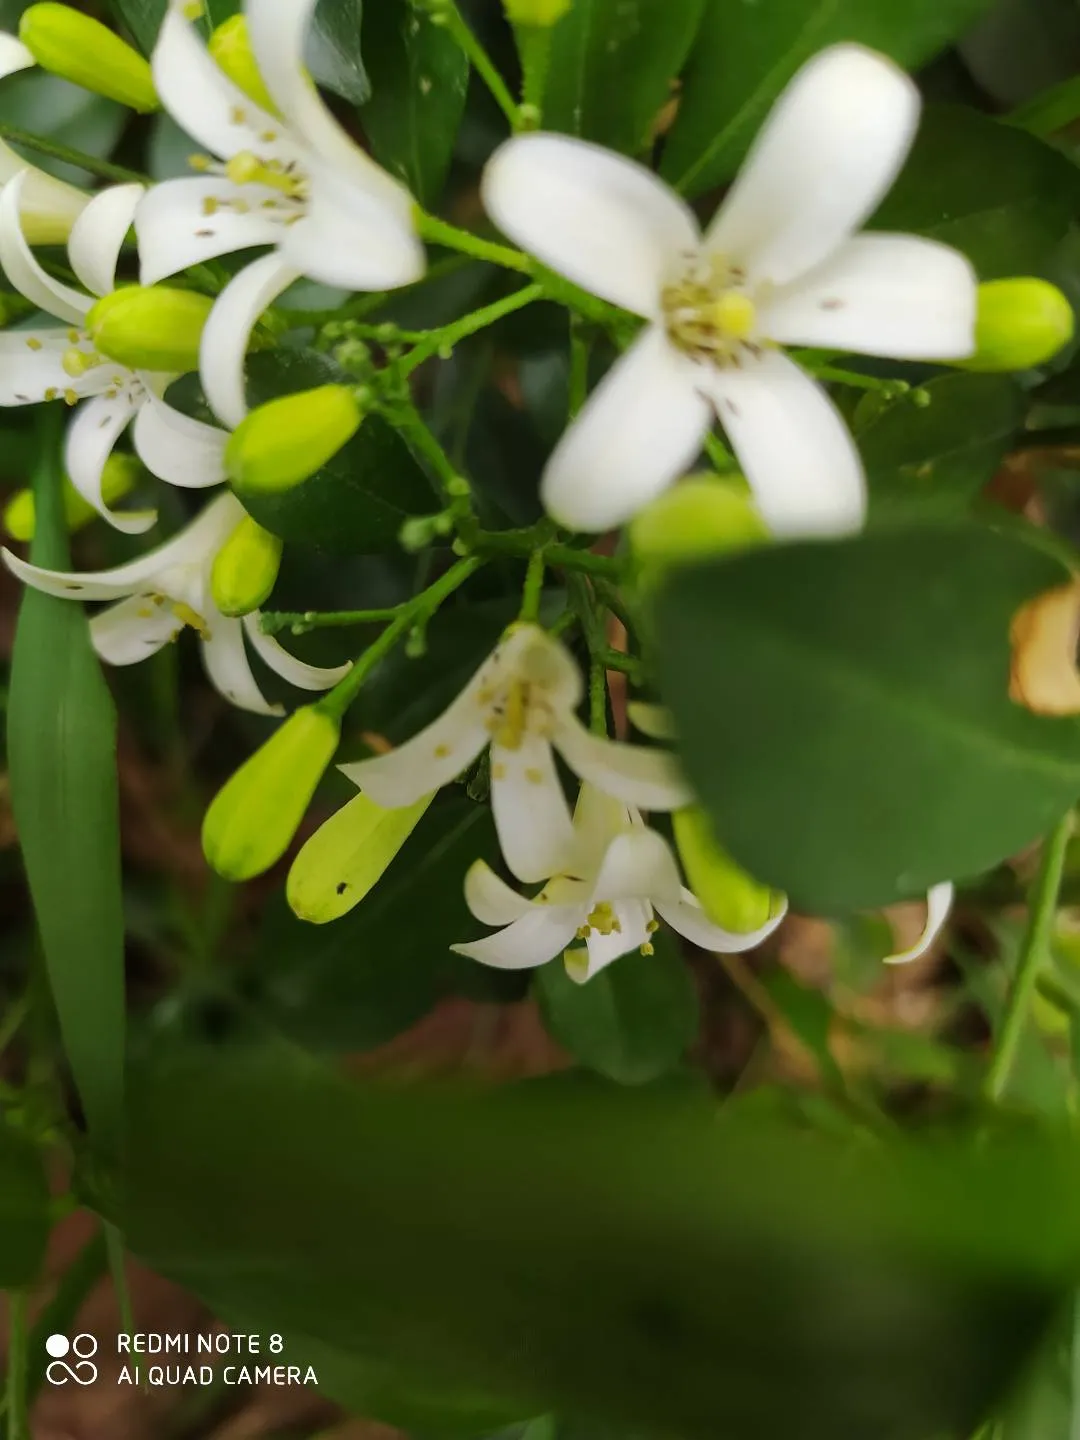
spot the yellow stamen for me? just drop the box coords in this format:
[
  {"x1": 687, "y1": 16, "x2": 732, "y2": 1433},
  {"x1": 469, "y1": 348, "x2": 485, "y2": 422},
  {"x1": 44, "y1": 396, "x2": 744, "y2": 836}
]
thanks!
[
  {"x1": 171, "y1": 601, "x2": 211, "y2": 639},
  {"x1": 61, "y1": 347, "x2": 97, "y2": 378},
  {"x1": 225, "y1": 150, "x2": 304, "y2": 197},
  {"x1": 25, "y1": 337, "x2": 42, "y2": 351},
  {"x1": 585, "y1": 900, "x2": 619, "y2": 936}
]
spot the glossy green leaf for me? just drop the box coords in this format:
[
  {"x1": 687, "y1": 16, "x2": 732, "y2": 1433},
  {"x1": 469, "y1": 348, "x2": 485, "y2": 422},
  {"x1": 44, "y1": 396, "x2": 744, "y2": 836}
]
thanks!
[
  {"x1": 656, "y1": 524, "x2": 1080, "y2": 914},
  {"x1": 541, "y1": 0, "x2": 705, "y2": 156},
  {"x1": 859, "y1": 373, "x2": 1024, "y2": 520},
  {"x1": 120, "y1": 1051, "x2": 1080, "y2": 1440},
  {"x1": 6, "y1": 412, "x2": 125, "y2": 1152},
  {"x1": 661, "y1": 0, "x2": 992, "y2": 196},
  {"x1": 236, "y1": 350, "x2": 432, "y2": 553},
  {"x1": 252, "y1": 795, "x2": 524, "y2": 1050},
  {"x1": 360, "y1": 0, "x2": 467, "y2": 207},
  {"x1": 0, "y1": 1119, "x2": 50, "y2": 1287},
  {"x1": 535, "y1": 932, "x2": 699, "y2": 1084},
  {"x1": 307, "y1": 0, "x2": 370, "y2": 106},
  {"x1": 871, "y1": 107, "x2": 1080, "y2": 277},
  {"x1": 106, "y1": 0, "x2": 164, "y2": 55}
]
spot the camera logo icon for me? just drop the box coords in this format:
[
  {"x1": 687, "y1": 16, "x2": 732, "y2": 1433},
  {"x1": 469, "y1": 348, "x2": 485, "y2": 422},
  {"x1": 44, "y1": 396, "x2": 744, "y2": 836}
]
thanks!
[{"x1": 45, "y1": 1333, "x2": 99, "y2": 1386}]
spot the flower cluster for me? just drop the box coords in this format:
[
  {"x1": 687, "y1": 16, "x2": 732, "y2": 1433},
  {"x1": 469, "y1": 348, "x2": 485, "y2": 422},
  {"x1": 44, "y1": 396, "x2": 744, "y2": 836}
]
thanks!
[{"x1": 0, "y1": 2, "x2": 980, "y2": 975}]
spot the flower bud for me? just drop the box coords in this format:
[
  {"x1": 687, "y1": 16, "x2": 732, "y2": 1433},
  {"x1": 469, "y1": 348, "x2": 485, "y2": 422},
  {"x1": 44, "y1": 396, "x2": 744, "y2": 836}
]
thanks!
[
  {"x1": 4, "y1": 453, "x2": 143, "y2": 541},
  {"x1": 503, "y1": 0, "x2": 572, "y2": 23},
  {"x1": 210, "y1": 514, "x2": 283, "y2": 617},
  {"x1": 226, "y1": 386, "x2": 363, "y2": 494},
  {"x1": 19, "y1": 4, "x2": 158, "y2": 111},
  {"x1": 287, "y1": 790, "x2": 434, "y2": 923},
  {"x1": 673, "y1": 805, "x2": 782, "y2": 933},
  {"x1": 961, "y1": 279, "x2": 1075, "y2": 373},
  {"x1": 208, "y1": 15, "x2": 279, "y2": 115},
  {"x1": 202, "y1": 706, "x2": 340, "y2": 881},
  {"x1": 629, "y1": 475, "x2": 769, "y2": 585},
  {"x1": 87, "y1": 286, "x2": 214, "y2": 372}
]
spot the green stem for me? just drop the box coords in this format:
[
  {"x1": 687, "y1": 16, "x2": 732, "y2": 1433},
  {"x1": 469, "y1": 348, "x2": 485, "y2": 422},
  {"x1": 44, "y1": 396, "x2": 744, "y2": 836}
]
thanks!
[
  {"x1": 400, "y1": 282, "x2": 546, "y2": 374},
  {"x1": 438, "y1": 1, "x2": 520, "y2": 127},
  {"x1": 0, "y1": 124, "x2": 147, "y2": 184},
  {"x1": 811, "y1": 365, "x2": 911, "y2": 397},
  {"x1": 261, "y1": 605, "x2": 404, "y2": 636},
  {"x1": 387, "y1": 399, "x2": 472, "y2": 509},
  {"x1": 5, "y1": 1292, "x2": 27, "y2": 1440},
  {"x1": 318, "y1": 555, "x2": 484, "y2": 719},
  {"x1": 415, "y1": 211, "x2": 533, "y2": 274},
  {"x1": 589, "y1": 660, "x2": 607, "y2": 734},
  {"x1": 569, "y1": 316, "x2": 590, "y2": 419},
  {"x1": 519, "y1": 539, "x2": 550, "y2": 622},
  {"x1": 984, "y1": 811, "x2": 1075, "y2": 1103},
  {"x1": 515, "y1": 24, "x2": 552, "y2": 114}
]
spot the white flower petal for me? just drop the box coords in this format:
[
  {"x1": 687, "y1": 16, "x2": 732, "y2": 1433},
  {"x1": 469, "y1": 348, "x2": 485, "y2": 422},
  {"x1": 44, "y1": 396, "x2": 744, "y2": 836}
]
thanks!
[
  {"x1": 762, "y1": 234, "x2": 977, "y2": 360},
  {"x1": 339, "y1": 682, "x2": 490, "y2": 805},
  {"x1": 705, "y1": 45, "x2": 920, "y2": 288},
  {"x1": 590, "y1": 828, "x2": 683, "y2": 905},
  {"x1": 280, "y1": 163, "x2": 425, "y2": 292},
  {"x1": 655, "y1": 887, "x2": 787, "y2": 953},
  {"x1": 883, "y1": 881, "x2": 954, "y2": 966},
  {"x1": 462, "y1": 859, "x2": 535, "y2": 927},
  {"x1": 0, "y1": 34, "x2": 34, "y2": 78},
  {"x1": 199, "y1": 251, "x2": 300, "y2": 428},
  {"x1": 132, "y1": 389, "x2": 228, "y2": 488},
  {"x1": 67, "y1": 183, "x2": 144, "y2": 297},
  {"x1": 451, "y1": 907, "x2": 581, "y2": 970},
  {"x1": 0, "y1": 150, "x2": 88, "y2": 244},
  {"x1": 151, "y1": 3, "x2": 296, "y2": 163},
  {"x1": 500, "y1": 622, "x2": 584, "y2": 713},
  {"x1": 201, "y1": 613, "x2": 282, "y2": 715},
  {"x1": 482, "y1": 133, "x2": 699, "y2": 318},
  {"x1": 490, "y1": 735, "x2": 575, "y2": 883},
  {"x1": 0, "y1": 172, "x2": 90, "y2": 323},
  {"x1": 135, "y1": 176, "x2": 284, "y2": 285},
  {"x1": 90, "y1": 593, "x2": 184, "y2": 664},
  {"x1": 541, "y1": 327, "x2": 710, "y2": 532},
  {"x1": 704, "y1": 350, "x2": 865, "y2": 538},
  {"x1": 568, "y1": 784, "x2": 631, "y2": 877},
  {"x1": 241, "y1": 612, "x2": 350, "y2": 691},
  {"x1": 556, "y1": 716, "x2": 691, "y2": 812},
  {"x1": 2, "y1": 490, "x2": 243, "y2": 600},
  {"x1": 65, "y1": 392, "x2": 152, "y2": 535},
  {"x1": 569, "y1": 898, "x2": 653, "y2": 982},
  {"x1": 246, "y1": 0, "x2": 412, "y2": 220},
  {"x1": 0, "y1": 330, "x2": 77, "y2": 404}
]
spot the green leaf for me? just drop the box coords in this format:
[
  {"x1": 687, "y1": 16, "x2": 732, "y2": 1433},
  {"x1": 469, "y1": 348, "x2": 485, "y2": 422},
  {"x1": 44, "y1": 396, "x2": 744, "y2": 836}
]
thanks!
[
  {"x1": 535, "y1": 932, "x2": 699, "y2": 1084},
  {"x1": 541, "y1": 0, "x2": 705, "y2": 156},
  {"x1": 235, "y1": 350, "x2": 432, "y2": 552},
  {"x1": 858, "y1": 373, "x2": 1024, "y2": 520},
  {"x1": 120, "y1": 1051, "x2": 1080, "y2": 1440},
  {"x1": 106, "y1": 0, "x2": 164, "y2": 55},
  {"x1": 359, "y1": 0, "x2": 468, "y2": 207},
  {"x1": 871, "y1": 107, "x2": 1080, "y2": 277},
  {"x1": 307, "y1": 0, "x2": 370, "y2": 106},
  {"x1": 0, "y1": 1119, "x2": 49, "y2": 1287},
  {"x1": 7, "y1": 412, "x2": 125, "y2": 1152},
  {"x1": 661, "y1": 0, "x2": 993, "y2": 196},
  {"x1": 655, "y1": 524, "x2": 1080, "y2": 914},
  {"x1": 252, "y1": 794, "x2": 523, "y2": 1050}
]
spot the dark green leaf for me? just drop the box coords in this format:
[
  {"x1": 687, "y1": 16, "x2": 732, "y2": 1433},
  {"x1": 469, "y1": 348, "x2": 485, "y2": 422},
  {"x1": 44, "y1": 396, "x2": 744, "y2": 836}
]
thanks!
[
  {"x1": 535, "y1": 931, "x2": 699, "y2": 1084},
  {"x1": 360, "y1": 0, "x2": 468, "y2": 206},
  {"x1": 859, "y1": 373, "x2": 1024, "y2": 520},
  {"x1": 252, "y1": 795, "x2": 524, "y2": 1050},
  {"x1": 106, "y1": 0, "x2": 164, "y2": 55},
  {"x1": 307, "y1": 0, "x2": 370, "y2": 105},
  {"x1": 871, "y1": 107, "x2": 1080, "y2": 277},
  {"x1": 0, "y1": 1120, "x2": 49, "y2": 1287},
  {"x1": 661, "y1": 0, "x2": 993, "y2": 196},
  {"x1": 656, "y1": 524, "x2": 1080, "y2": 913},
  {"x1": 121, "y1": 1051, "x2": 1080, "y2": 1440},
  {"x1": 237, "y1": 350, "x2": 432, "y2": 553},
  {"x1": 541, "y1": 0, "x2": 705, "y2": 156},
  {"x1": 7, "y1": 412, "x2": 125, "y2": 1152}
]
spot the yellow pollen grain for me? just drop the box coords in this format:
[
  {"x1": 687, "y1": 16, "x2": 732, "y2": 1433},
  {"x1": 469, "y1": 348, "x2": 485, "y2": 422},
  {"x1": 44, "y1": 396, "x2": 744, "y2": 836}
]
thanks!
[
  {"x1": 44, "y1": 387, "x2": 57, "y2": 400},
  {"x1": 202, "y1": 196, "x2": 219, "y2": 216},
  {"x1": 189, "y1": 153, "x2": 213, "y2": 172},
  {"x1": 67, "y1": 329, "x2": 80, "y2": 343},
  {"x1": 434, "y1": 744, "x2": 450, "y2": 758},
  {"x1": 63, "y1": 389, "x2": 77, "y2": 406},
  {"x1": 639, "y1": 942, "x2": 655, "y2": 956},
  {"x1": 230, "y1": 105, "x2": 247, "y2": 124},
  {"x1": 525, "y1": 767, "x2": 543, "y2": 784},
  {"x1": 491, "y1": 762, "x2": 506, "y2": 779},
  {"x1": 25, "y1": 337, "x2": 42, "y2": 351},
  {"x1": 646, "y1": 919, "x2": 659, "y2": 933}
]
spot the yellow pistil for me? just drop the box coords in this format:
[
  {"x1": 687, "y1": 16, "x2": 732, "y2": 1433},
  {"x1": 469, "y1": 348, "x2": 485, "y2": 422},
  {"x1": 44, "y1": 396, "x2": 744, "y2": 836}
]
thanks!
[
  {"x1": 662, "y1": 254, "x2": 760, "y2": 365},
  {"x1": 225, "y1": 150, "x2": 304, "y2": 198},
  {"x1": 709, "y1": 291, "x2": 756, "y2": 341},
  {"x1": 584, "y1": 900, "x2": 621, "y2": 936}
]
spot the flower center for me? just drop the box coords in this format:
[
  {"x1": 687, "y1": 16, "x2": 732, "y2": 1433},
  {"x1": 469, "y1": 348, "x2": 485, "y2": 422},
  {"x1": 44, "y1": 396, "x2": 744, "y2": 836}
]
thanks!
[
  {"x1": 576, "y1": 900, "x2": 622, "y2": 939},
  {"x1": 188, "y1": 105, "x2": 309, "y2": 237},
  {"x1": 661, "y1": 254, "x2": 763, "y2": 367},
  {"x1": 20, "y1": 330, "x2": 141, "y2": 407}
]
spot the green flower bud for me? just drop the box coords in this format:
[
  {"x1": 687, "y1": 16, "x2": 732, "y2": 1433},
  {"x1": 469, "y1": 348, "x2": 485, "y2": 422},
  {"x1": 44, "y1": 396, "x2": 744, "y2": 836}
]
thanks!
[
  {"x1": 503, "y1": 0, "x2": 571, "y2": 23},
  {"x1": 962, "y1": 278, "x2": 1075, "y2": 373},
  {"x1": 4, "y1": 453, "x2": 143, "y2": 541},
  {"x1": 287, "y1": 790, "x2": 434, "y2": 923},
  {"x1": 87, "y1": 286, "x2": 214, "y2": 372},
  {"x1": 19, "y1": 4, "x2": 158, "y2": 112},
  {"x1": 208, "y1": 14, "x2": 280, "y2": 116},
  {"x1": 673, "y1": 805, "x2": 783, "y2": 933},
  {"x1": 226, "y1": 386, "x2": 363, "y2": 495},
  {"x1": 202, "y1": 706, "x2": 340, "y2": 881},
  {"x1": 629, "y1": 475, "x2": 769, "y2": 586},
  {"x1": 210, "y1": 514, "x2": 283, "y2": 617}
]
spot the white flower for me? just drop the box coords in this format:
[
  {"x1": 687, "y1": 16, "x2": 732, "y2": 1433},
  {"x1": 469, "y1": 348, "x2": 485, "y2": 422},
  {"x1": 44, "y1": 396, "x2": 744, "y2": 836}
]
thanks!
[
  {"x1": 0, "y1": 172, "x2": 228, "y2": 533},
  {"x1": 883, "y1": 881, "x2": 954, "y2": 965},
  {"x1": 138, "y1": 0, "x2": 425, "y2": 429},
  {"x1": 339, "y1": 623, "x2": 690, "y2": 884},
  {"x1": 1, "y1": 492, "x2": 349, "y2": 714},
  {"x1": 452, "y1": 785, "x2": 787, "y2": 981},
  {"x1": 481, "y1": 44, "x2": 977, "y2": 537},
  {"x1": 0, "y1": 33, "x2": 89, "y2": 243}
]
